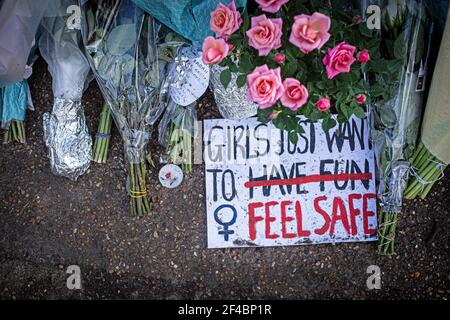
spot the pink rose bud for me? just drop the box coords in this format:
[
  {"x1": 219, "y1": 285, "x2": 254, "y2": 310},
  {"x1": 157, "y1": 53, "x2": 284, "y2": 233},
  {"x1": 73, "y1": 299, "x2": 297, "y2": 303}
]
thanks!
[
  {"x1": 275, "y1": 53, "x2": 285, "y2": 63},
  {"x1": 356, "y1": 94, "x2": 366, "y2": 104},
  {"x1": 210, "y1": 0, "x2": 242, "y2": 40},
  {"x1": 255, "y1": 0, "x2": 289, "y2": 13},
  {"x1": 357, "y1": 50, "x2": 370, "y2": 63},
  {"x1": 202, "y1": 36, "x2": 231, "y2": 65},
  {"x1": 268, "y1": 110, "x2": 281, "y2": 120},
  {"x1": 246, "y1": 15, "x2": 283, "y2": 56},
  {"x1": 316, "y1": 98, "x2": 331, "y2": 112},
  {"x1": 280, "y1": 78, "x2": 309, "y2": 111},
  {"x1": 246, "y1": 64, "x2": 285, "y2": 109},
  {"x1": 323, "y1": 42, "x2": 357, "y2": 79},
  {"x1": 289, "y1": 12, "x2": 331, "y2": 54},
  {"x1": 353, "y1": 15, "x2": 362, "y2": 24}
]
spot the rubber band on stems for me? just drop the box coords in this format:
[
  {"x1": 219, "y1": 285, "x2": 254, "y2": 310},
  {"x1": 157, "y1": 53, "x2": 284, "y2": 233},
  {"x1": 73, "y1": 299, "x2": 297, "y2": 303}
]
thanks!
[{"x1": 129, "y1": 189, "x2": 147, "y2": 198}]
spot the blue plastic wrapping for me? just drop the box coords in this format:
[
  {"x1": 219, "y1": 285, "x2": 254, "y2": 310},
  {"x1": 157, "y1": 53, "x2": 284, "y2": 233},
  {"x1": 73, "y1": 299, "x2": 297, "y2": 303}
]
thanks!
[
  {"x1": 131, "y1": 0, "x2": 247, "y2": 46},
  {"x1": 0, "y1": 80, "x2": 29, "y2": 128}
]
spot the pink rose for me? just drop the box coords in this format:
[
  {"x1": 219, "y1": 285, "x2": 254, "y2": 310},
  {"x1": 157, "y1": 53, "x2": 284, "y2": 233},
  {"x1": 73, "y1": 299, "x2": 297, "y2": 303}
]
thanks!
[
  {"x1": 357, "y1": 50, "x2": 370, "y2": 63},
  {"x1": 322, "y1": 42, "x2": 357, "y2": 79},
  {"x1": 356, "y1": 93, "x2": 366, "y2": 104},
  {"x1": 246, "y1": 15, "x2": 283, "y2": 56},
  {"x1": 289, "y1": 12, "x2": 331, "y2": 54},
  {"x1": 275, "y1": 53, "x2": 285, "y2": 63},
  {"x1": 280, "y1": 78, "x2": 309, "y2": 111},
  {"x1": 202, "y1": 36, "x2": 231, "y2": 65},
  {"x1": 247, "y1": 65, "x2": 284, "y2": 109},
  {"x1": 255, "y1": 0, "x2": 289, "y2": 13},
  {"x1": 316, "y1": 98, "x2": 331, "y2": 112},
  {"x1": 210, "y1": 1, "x2": 242, "y2": 40}
]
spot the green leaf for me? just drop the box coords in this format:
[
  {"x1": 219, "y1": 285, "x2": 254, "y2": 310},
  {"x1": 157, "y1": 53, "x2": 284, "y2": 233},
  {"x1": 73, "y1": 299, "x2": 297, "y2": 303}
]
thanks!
[
  {"x1": 288, "y1": 131, "x2": 299, "y2": 144},
  {"x1": 340, "y1": 104, "x2": 352, "y2": 120},
  {"x1": 272, "y1": 117, "x2": 287, "y2": 130},
  {"x1": 315, "y1": 81, "x2": 326, "y2": 90},
  {"x1": 236, "y1": 74, "x2": 246, "y2": 88},
  {"x1": 229, "y1": 63, "x2": 238, "y2": 73},
  {"x1": 242, "y1": 10, "x2": 250, "y2": 32},
  {"x1": 352, "y1": 106, "x2": 366, "y2": 119},
  {"x1": 283, "y1": 61, "x2": 298, "y2": 77},
  {"x1": 220, "y1": 69, "x2": 232, "y2": 89},
  {"x1": 358, "y1": 23, "x2": 373, "y2": 37},
  {"x1": 218, "y1": 59, "x2": 228, "y2": 67},
  {"x1": 337, "y1": 113, "x2": 347, "y2": 124},
  {"x1": 322, "y1": 117, "x2": 337, "y2": 132},
  {"x1": 394, "y1": 31, "x2": 407, "y2": 60},
  {"x1": 238, "y1": 55, "x2": 253, "y2": 73},
  {"x1": 309, "y1": 110, "x2": 325, "y2": 121}
]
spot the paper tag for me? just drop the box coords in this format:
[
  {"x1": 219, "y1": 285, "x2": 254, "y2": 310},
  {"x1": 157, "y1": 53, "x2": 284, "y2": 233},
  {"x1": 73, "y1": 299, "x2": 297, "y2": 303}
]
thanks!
[
  {"x1": 169, "y1": 47, "x2": 210, "y2": 106},
  {"x1": 159, "y1": 164, "x2": 183, "y2": 189}
]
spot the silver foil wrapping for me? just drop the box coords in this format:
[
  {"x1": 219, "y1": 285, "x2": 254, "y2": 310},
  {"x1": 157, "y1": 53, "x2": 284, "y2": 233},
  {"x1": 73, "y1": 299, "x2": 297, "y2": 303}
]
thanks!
[
  {"x1": 382, "y1": 161, "x2": 410, "y2": 213},
  {"x1": 43, "y1": 98, "x2": 92, "y2": 181},
  {"x1": 210, "y1": 65, "x2": 258, "y2": 120}
]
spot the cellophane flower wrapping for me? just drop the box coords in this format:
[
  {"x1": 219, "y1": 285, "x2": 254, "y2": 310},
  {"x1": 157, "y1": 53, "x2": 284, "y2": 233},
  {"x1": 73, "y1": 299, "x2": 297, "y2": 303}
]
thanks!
[
  {"x1": 40, "y1": 0, "x2": 92, "y2": 181},
  {"x1": 80, "y1": 0, "x2": 163, "y2": 215},
  {"x1": 0, "y1": 0, "x2": 50, "y2": 87},
  {"x1": 158, "y1": 99, "x2": 197, "y2": 173},
  {"x1": 366, "y1": 0, "x2": 434, "y2": 254},
  {"x1": 371, "y1": 0, "x2": 433, "y2": 213}
]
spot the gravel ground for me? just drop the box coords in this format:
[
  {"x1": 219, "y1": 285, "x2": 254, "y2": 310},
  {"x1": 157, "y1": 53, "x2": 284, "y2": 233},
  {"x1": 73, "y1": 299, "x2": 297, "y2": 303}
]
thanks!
[{"x1": 0, "y1": 59, "x2": 449, "y2": 300}]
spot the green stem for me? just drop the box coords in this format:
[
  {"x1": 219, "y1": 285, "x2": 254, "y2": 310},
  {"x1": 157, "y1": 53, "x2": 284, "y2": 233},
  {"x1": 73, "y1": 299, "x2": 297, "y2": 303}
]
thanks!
[
  {"x1": 11, "y1": 121, "x2": 18, "y2": 142},
  {"x1": 406, "y1": 163, "x2": 439, "y2": 198},
  {"x1": 378, "y1": 211, "x2": 397, "y2": 255},
  {"x1": 419, "y1": 165, "x2": 446, "y2": 199},
  {"x1": 411, "y1": 143, "x2": 425, "y2": 168},
  {"x1": 128, "y1": 160, "x2": 150, "y2": 216},
  {"x1": 93, "y1": 103, "x2": 112, "y2": 163}
]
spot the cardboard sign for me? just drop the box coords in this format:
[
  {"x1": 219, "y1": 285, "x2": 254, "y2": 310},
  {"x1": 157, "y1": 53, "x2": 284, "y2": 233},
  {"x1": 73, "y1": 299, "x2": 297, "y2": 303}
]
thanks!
[{"x1": 203, "y1": 116, "x2": 377, "y2": 248}]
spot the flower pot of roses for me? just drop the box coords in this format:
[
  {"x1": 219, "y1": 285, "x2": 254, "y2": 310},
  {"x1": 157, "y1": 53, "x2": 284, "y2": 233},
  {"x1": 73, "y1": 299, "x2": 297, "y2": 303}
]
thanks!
[{"x1": 202, "y1": 0, "x2": 382, "y2": 140}]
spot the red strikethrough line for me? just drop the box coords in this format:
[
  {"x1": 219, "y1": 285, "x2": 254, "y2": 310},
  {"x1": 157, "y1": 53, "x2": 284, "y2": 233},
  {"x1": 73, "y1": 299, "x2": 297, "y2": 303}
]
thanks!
[{"x1": 244, "y1": 173, "x2": 372, "y2": 188}]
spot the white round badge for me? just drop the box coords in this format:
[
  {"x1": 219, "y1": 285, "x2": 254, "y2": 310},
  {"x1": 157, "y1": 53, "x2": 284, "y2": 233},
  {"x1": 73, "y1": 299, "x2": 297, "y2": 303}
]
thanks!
[{"x1": 159, "y1": 164, "x2": 184, "y2": 189}]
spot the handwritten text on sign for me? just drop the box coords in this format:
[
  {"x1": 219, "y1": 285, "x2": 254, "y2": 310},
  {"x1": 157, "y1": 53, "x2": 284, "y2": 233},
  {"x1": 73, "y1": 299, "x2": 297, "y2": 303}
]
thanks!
[{"x1": 204, "y1": 116, "x2": 377, "y2": 248}]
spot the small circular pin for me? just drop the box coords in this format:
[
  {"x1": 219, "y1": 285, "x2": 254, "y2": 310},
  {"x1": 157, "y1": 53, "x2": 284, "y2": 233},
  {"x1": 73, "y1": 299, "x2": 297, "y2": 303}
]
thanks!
[{"x1": 159, "y1": 164, "x2": 183, "y2": 189}]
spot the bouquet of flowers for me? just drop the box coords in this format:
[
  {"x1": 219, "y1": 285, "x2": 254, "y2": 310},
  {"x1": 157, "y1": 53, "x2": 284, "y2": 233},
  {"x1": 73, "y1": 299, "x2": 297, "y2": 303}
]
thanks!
[
  {"x1": 158, "y1": 100, "x2": 197, "y2": 173},
  {"x1": 404, "y1": 3, "x2": 450, "y2": 200},
  {"x1": 157, "y1": 40, "x2": 200, "y2": 174},
  {"x1": 368, "y1": 0, "x2": 434, "y2": 255},
  {"x1": 39, "y1": 0, "x2": 93, "y2": 180},
  {"x1": 1, "y1": 80, "x2": 31, "y2": 144},
  {"x1": 202, "y1": 0, "x2": 384, "y2": 138},
  {"x1": 80, "y1": 0, "x2": 163, "y2": 216},
  {"x1": 0, "y1": 0, "x2": 48, "y2": 145}
]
